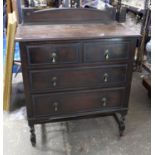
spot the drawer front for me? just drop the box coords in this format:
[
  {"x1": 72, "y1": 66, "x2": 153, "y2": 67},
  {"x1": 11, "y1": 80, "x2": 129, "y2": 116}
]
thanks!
[
  {"x1": 27, "y1": 43, "x2": 80, "y2": 66},
  {"x1": 29, "y1": 65, "x2": 127, "y2": 92},
  {"x1": 32, "y1": 88, "x2": 125, "y2": 117},
  {"x1": 84, "y1": 39, "x2": 130, "y2": 63}
]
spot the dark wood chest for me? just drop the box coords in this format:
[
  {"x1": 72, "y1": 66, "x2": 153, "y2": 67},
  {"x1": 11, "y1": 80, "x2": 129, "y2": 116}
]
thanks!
[{"x1": 16, "y1": 8, "x2": 140, "y2": 146}]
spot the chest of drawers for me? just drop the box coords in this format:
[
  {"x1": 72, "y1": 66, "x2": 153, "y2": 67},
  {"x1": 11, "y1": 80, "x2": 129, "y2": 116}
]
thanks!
[{"x1": 16, "y1": 8, "x2": 139, "y2": 146}]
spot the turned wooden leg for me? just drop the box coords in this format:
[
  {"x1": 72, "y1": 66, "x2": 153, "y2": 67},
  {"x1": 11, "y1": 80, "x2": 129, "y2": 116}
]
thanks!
[
  {"x1": 113, "y1": 112, "x2": 126, "y2": 137},
  {"x1": 29, "y1": 125, "x2": 36, "y2": 146}
]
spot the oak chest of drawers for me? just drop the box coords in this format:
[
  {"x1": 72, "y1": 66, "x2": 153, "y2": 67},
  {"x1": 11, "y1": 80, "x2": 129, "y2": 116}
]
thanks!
[{"x1": 16, "y1": 8, "x2": 139, "y2": 146}]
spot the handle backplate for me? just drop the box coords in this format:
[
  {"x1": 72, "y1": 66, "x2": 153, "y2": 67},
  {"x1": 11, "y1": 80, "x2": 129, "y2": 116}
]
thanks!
[
  {"x1": 53, "y1": 102, "x2": 59, "y2": 112},
  {"x1": 50, "y1": 52, "x2": 57, "y2": 63},
  {"x1": 52, "y1": 76, "x2": 57, "y2": 87},
  {"x1": 101, "y1": 97, "x2": 107, "y2": 107},
  {"x1": 103, "y1": 73, "x2": 108, "y2": 82},
  {"x1": 104, "y1": 49, "x2": 109, "y2": 60}
]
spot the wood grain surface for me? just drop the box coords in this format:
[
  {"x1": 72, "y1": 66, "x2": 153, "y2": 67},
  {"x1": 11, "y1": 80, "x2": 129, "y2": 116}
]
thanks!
[{"x1": 15, "y1": 23, "x2": 140, "y2": 42}]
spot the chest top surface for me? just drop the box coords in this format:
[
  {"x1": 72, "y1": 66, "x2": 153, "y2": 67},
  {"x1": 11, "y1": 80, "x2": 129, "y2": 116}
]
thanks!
[{"x1": 16, "y1": 22, "x2": 140, "y2": 42}]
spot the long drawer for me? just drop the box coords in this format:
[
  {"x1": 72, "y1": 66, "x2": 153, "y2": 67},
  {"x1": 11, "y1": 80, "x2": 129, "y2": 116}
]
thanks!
[
  {"x1": 84, "y1": 39, "x2": 130, "y2": 63},
  {"x1": 32, "y1": 87, "x2": 125, "y2": 117},
  {"x1": 29, "y1": 65, "x2": 127, "y2": 92},
  {"x1": 26, "y1": 43, "x2": 80, "y2": 66}
]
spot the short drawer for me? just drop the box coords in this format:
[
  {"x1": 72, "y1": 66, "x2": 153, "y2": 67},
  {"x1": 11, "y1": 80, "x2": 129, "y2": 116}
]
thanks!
[
  {"x1": 29, "y1": 65, "x2": 127, "y2": 92},
  {"x1": 32, "y1": 88, "x2": 125, "y2": 117},
  {"x1": 84, "y1": 39, "x2": 130, "y2": 63},
  {"x1": 26, "y1": 43, "x2": 80, "y2": 66}
]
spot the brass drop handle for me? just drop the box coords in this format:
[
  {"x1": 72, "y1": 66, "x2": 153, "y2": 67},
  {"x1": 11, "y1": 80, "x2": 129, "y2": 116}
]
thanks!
[
  {"x1": 52, "y1": 77, "x2": 57, "y2": 87},
  {"x1": 103, "y1": 73, "x2": 108, "y2": 82},
  {"x1": 53, "y1": 102, "x2": 59, "y2": 112},
  {"x1": 51, "y1": 52, "x2": 57, "y2": 63},
  {"x1": 101, "y1": 97, "x2": 107, "y2": 107},
  {"x1": 104, "y1": 49, "x2": 109, "y2": 60}
]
